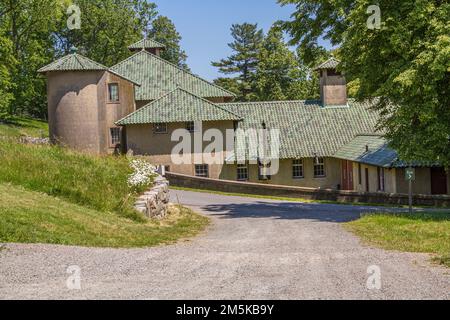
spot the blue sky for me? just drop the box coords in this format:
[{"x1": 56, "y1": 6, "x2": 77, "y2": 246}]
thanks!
[{"x1": 154, "y1": 0, "x2": 330, "y2": 81}]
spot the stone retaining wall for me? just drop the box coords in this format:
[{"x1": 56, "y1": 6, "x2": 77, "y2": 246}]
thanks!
[
  {"x1": 166, "y1": 172, "x2": 450, "y2": 208},
  {"x1": 135, "y1": 175, "x2": 170, "y2": 219}
]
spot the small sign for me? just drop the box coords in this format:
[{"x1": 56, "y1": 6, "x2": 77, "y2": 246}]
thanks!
[{"x1": 405, "y1": 168, "x2": 416, "y2": 181}]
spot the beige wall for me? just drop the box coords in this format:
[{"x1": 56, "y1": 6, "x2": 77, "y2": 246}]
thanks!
[
  {"x1": 126, "y1": 121, "x2": 235, "y2": 179},
  {"x1": 220, "y1": 158, "x2": 342, "y2": 189},
  {"x1": 46, "y1": 71, "x2": 135, "y2": 154},
  {"x1": 351, "y1": 163, "x2": 397, "y2": 193},
  {"x1": 394, "y1": 167, "x2": 450, "y2": 195}
]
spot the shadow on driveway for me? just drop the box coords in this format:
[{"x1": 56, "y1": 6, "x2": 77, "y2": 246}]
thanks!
[{"x1": 201, "y1": 201, "x2": 396, "y2": 223}]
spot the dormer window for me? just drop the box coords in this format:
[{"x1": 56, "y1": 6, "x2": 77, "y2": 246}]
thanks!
[{"x1": 108, "y1": 83, "x2": 119, "y2": 102}]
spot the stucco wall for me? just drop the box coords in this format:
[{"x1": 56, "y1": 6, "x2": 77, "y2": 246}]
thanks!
[
  {"x1": 220, "y1": 158, "x2": 342, "y2": 189},
  {"x1": 47, "y1": 71, "x2": 103, "y2": 153},
  {"x1": 320, "y1": 71, "x2": 347, "y2": 106},
  {"x1": 351, "y1": 163, "x2": 397, "y2": 193},
  {"x1": 126, "y1": 121, "x2": 235, "y2": 179},
  {"x1": 46, "y1": 71, "x2": 135, "y2": 154}
]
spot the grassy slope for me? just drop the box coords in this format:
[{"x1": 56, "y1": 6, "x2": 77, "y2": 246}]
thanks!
[
  {"x1": 345, "y1": 212, "x2": 450, "y2": 267},
  {"x1": 0, "y1": 184, "x2": 208, "y2": 248},
  {"x1": 0, "y1": 117, "x2": 49, "y2": 138},
  {"x1": 0, "y1": 117, "x2": 209, "y2": 247}
]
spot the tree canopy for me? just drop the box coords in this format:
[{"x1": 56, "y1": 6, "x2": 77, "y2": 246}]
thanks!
[
  {"x1": 280, "y1": 0, "x2": 450, "y2": 166},
  {"x1": 0, "y1": 0, "x2": 188, "y2": 120}
]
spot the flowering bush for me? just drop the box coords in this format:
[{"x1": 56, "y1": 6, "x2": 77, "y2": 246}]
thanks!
[{"x1": 127, "y1": 159, "x2": 156, "y2": 190}]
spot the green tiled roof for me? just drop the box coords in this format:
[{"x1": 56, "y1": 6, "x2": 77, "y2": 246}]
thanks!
[
  {"x1": 116, "y1": 88, "x2": 241, "y2": 125},
  {"x1": 334, "y1": 135, "x2": 398, "y2": 167},
  {"x1": 110, "y1": 50, "x2": 236, "y2": 101},
  {"x1": 38, "y1": 53, "x2": 141, "y2": 86},
  {"x1": 128, "y1": 38, "x2": 166, "y2": 50},
  {"x1": 38, "y1": 53, "x2": 107, "y2": 73},
  {"x1": 219, "y1": 100, "x2": 380, "y2": 160},
  {"x1": 313, "y1": 57, "x2": 341, "y2": 71}
]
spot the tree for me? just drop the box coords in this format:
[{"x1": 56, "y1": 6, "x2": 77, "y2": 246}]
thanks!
[
  {"x1": 253, "y1": 26, "x2": 309, "y2": 101},
  {"x1": 280, "y1": 0, "x2": 450, "y2": 166},
  {"x1": 0, "y1": 34, "x2": 15, "y2": 121},
  {"x1": 55, "y1": 0, "x2": 158, "y2": 66},
  {"x1": 212, "y1": 23, "x2": 264, "y2": 101},
  {"x1": 148, "y1": 15, "x2": 189, "y2": 70}
]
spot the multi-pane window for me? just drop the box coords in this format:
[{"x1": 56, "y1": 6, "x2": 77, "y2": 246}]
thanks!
[
  {"x1": 292, "y1": 159, "x2": 304, "y2": 179},
  {"x1": 186, "y1": 121, "x2": 196, "y2": 133},
  {"x1": 110, "y1": 127, "x2": 121, "y2": 145},
  {"x1": 314, "y1": 158, "x2": 326, "y2": 177},
  {"x1": 108, "y1": 83, "x2": 119, "y2": 102},
  {"x1": 153, "y1": 123, "x2": 168, "y2": 134},
  {"x1": 258, "y1": 159, "x2": 271, "y2": 181},
  {"x1": 237, "y1": 164, "x2": 249, "y2": 181},
  {"x1": 195, "y1": 164, "x2": 209, "y2": 178}
]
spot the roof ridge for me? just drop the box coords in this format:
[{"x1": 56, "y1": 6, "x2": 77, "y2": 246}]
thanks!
[
  {"x1": 217, "y1": 99, "x2": 323, "y2": 106},
  {"x1": 174, "y1": 87, "x2": 242, "y2": 119},
  {"x1": 115, "y1": 50, "x2": 237, "y2": 98}
]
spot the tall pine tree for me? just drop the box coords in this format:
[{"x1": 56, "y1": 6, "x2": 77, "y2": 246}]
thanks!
[
  {"x1": 212, "y1": 23, "x2": 264, "y2": 101},
  {"x1": 148, "y1": 16, "x2": 189, "y2": 71}
]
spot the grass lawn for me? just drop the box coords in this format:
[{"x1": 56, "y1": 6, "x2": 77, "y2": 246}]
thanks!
[
  {"x1": 0, "y1": 139, "x2": 150, "y2": 221},
  {"x1": 0, "y1": 116, "x2": 49, "y2": 138},
  {"x1": 345, "y1": 212, "x2": 450, "y2": 267},
  {"x1": 0, "y1": 184, "x2": 209, "y2": 248}
]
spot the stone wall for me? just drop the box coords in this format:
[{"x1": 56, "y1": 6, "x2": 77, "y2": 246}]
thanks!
[
  {"x1": 166, "y1": 172, "x2": 450, "y2": 208},
  {"x1": 134, "y1": 175, "x2": 170, "y2": 219}
]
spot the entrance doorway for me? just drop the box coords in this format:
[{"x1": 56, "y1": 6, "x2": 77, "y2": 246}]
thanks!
[
  {"x1": 341, "y1": 160, "x2": 354, "y2": 190},
  {"x1": 431, "y1": 167, "x2": 448, "y2": 195}
]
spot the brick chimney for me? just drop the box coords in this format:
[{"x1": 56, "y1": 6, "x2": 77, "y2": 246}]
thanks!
[{"x1": 314, "y1": 57, "x2": 347, "y2": 106}]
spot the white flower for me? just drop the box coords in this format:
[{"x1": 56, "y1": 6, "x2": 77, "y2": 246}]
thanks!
[{"x1": 127, "y1": 159, "x2": 156, "y2": 189}]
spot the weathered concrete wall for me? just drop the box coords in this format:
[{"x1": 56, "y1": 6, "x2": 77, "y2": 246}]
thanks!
[
  {"x1": 134, "y1": 175, "x2": 170, "y2": 219},
  {"x1": 46, "y1": 71, "x2": 136, "y2": 154},
  {"x1": 47, "y1": 71, "x2": 103, "y2": 153},
  {"x1": 167, "y1": 172, "x2": 450, "y2": 207}
]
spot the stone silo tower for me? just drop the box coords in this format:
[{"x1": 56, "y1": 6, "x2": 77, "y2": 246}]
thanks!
[{"x1": 38, "y1": 49, "x2": 139, "y2": 154}]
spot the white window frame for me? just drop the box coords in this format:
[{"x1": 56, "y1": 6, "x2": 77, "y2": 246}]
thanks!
[
  {"x1": 314, "y1": 158, "x2": 326, "y2": 178},
  {"x1": 293, "y1": 159, "x2": 304, "y2": 179},
  {"x1": 108, "y1": 83, "x2": 120, "y2": 103},
  {"x1": 110, "y1": 127, "x2": 121, "y2": 146}
]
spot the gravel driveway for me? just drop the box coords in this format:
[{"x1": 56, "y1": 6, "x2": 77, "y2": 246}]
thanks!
[{"x1": 1, "y1": 189, "x2": 449, "y2": 300}]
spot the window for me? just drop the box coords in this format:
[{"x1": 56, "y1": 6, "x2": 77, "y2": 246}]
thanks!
[
  {"x1": 237, "y1": 164, "x2": 249, "y2": 181},
  {"x1": 108, "y1": 83, "x2": 119, "y2": 102},
  {"x1": 186, "y1": 121, "x2": 196, "y2": 133},
  {"x1": 110, "y1": 127, "x2": 121, "y2": 145},
  {"x1": 195, "y1": 164, "x2": 209, "y2": 178},
  {"x1": 153, "y1": 123, "x2": 168, "y2": 134},
  {"x1": 314, "y1": 158, "x2": 326, "y2": 178},
  {"x1": 293, "y1": 159, "x2": 304, "y2": 179}
]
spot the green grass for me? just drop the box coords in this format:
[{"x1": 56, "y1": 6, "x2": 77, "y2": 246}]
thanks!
[
  {"x1": 0, "y1": 116, "x2": 48, "y2": 138},
  {"x1": 0, "y1": 184, "x2": 209, "y2": 248},
  {"x1": 0, "y1": 140, "x2": 148, "y2": 221},
  {"x1": 345, "y1": 212, "x2": 450, "y2": 267}
]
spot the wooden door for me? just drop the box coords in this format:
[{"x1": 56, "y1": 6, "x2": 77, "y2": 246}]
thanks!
[
  {"x1": 431, "y1": 168, "x2": 448, "y2": 195},
  {"x1": 341, "y1": 160, "x2": 354, "y2": 190}
]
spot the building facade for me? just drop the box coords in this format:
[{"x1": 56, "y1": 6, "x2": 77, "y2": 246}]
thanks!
[{"x1": 39, "y1": 41, "x2": 450, "y2": 196}]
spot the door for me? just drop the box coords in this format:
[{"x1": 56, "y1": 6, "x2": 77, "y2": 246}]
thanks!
[
  {"x1": 341, "y1": 160, "x2": 354, "y2": 190},
  {"x1": 365, "y1": 168, "x2": 370, "y2": 192},
  {"x1": 431, "y1": 167, "x2": 448, "y2": 195}
]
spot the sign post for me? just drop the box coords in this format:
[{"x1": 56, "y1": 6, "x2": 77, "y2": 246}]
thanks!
[{"x1": 405, "y1": 167, "x2": 416, "y2": 214}]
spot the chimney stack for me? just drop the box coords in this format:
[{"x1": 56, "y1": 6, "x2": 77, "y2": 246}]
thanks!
[{"x1": 314, "y1": 57, "x2": 348, "y2": 107}]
